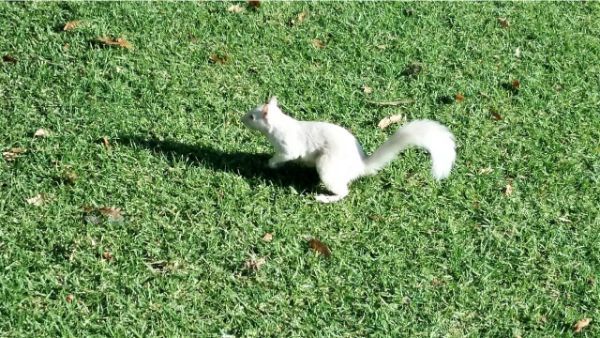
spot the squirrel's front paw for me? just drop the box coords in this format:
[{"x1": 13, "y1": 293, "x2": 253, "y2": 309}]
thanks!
[{"x1": 315, "y1": 194, "x2": 345, "y2": 203}]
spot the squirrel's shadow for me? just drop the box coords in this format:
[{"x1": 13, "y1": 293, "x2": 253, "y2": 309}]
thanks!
[{"x1": 117, "y1": 135, "x2": 321, "y2": 193}]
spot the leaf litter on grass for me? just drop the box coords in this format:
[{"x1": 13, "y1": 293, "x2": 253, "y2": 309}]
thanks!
[
  {"x1": 378, "y1": 114, "x2": 405, "y2": 130},
  {"x1": 308, "y1": 238, "x2": 331, "y2": 258},
  {"x1": 26, "y1": 194, "x2": 46, "y2": 207},
  {"x1": 244, "y1": 255, "x2": 267, "y2": 271},
  {"x1": 33, "y1": 128, "x2": 50, "y2": 138},
  {"x1": 2, "y1": 55, "x2": 17, "y2": 63},
  {"x1": 573, "y1": 318, "x2": 591, "y2": 333},
  {"x1": 3, "y1": 147, "x2": 27, "y2": 161},
  {"x1": 262, "y1": 233, "x2": 274, "y2": 242},
  {"x1": 63, "y1": 20, "x2": 82, "y2": 31},
  {"x1": 312, "y1": 39, "x2": 325, "y2": 49},
  {"x1": 96, "y1": 37, "x2": 133, "y2": 49},
  {"x1": 83, "y1": 206, "x2": 124, "y2": 224}
]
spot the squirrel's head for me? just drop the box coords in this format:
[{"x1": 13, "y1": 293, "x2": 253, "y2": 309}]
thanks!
[{"x1": 241, "y1": 96, "x2": 282, "y2": 133}]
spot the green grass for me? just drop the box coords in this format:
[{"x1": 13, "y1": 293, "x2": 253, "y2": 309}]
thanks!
[{"x1": 1, "y1": 2, "x2": 599, "y2": 337}]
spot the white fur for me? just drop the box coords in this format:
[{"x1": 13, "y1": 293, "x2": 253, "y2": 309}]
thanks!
[{"x1": 242, "y1": 97, "x2": 456, "y2": 203}]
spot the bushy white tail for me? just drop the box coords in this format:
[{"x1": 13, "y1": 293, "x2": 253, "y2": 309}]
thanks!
[{"x1": 363, "y1": 120, "x2": 456, "y2": 179}]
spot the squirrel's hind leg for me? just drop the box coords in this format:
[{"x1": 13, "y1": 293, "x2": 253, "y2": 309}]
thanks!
[{"x1": 314, "y1": 157, "x2": 353, "y2": 203}]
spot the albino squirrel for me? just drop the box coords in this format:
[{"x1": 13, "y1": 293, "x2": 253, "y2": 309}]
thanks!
[{"x1": 242, "y1": 97, "x2": 456, "y2": 203}]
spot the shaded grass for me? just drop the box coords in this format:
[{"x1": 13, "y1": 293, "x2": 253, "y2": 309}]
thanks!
[{"x1": 1, "y1": 2, "x2": 599, "y2": 337}]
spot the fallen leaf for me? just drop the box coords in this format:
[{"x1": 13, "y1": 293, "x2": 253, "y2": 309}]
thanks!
[
  {"x1": 65, "y1": 294, "x2": 74, "y2": 303},
  {"x1": 401, "y1": 63, "x2": 422, "y2": 76},
  {"x1": 362, "y1": 85, "x2": 373, "y2": 94},
  {"x1": 2, "y1": 54, "x2": 17, "y2": 63},
  {"x1": 26, "y1": 194, "x2": 45, "y2": 207},
  {"x1": 101, "y1": 136, "x2": 110, "y2": 148},
  {"x1": 490, "y1": 109, "x2": 503, "y2": 121},
  {"x1": 378, "y1": 114, "x2": 406, "y2": 129},
  {"x1": 209, "y1": 53, "x2": 229, "y2": 64},
  {"x1": 62, "y1": 170, "x2": 78, "y2": 184},
  {"x1": 431, "y1": 278, "x2": 445, "y2": 287},
  {"x1": 574, "y1": 318, "x2": 591, "y2": 333},
  {"x1": 244, "y1": 255, "x2": 266, "y2": 271},
  {"x1": 455, "y1": 93, "x2": 465, "y2": 102},
  {"x1": 312, "y1": 39, "x2": 325, "y2": 49},
  {"x1": 512, "y1": 79, "x2": 521, "y2": 90},
  {"x1": 291, "y1": 11, "x2": 308, "y2": 25},
  {"x1": 34, "y1": 128, "x2": 50, "y2": 138},
  {"x1": 376, "y1": 44, "x2": 388, "y2": 50},
  {"x1": 262, "y1": 233, "x2": 273, "y2": 242},
  {"x1": 478, "y1": 167, "x2": 493, "y2": 175},
  {"x1": 3, "y1": 147, "x2": 27, "y2": 161},
  {"x1": 98, "y1": 207, "x2": 124, "y2": 223},
  {"x1": 227, "y1": 4, "x2": 244, "y2": 13},
  {"x1": 308, "y1": 238, "x2": 331, "y2": 258},
  {"x1": 63, "y1": 20, "x2": 82, "y2": 31},
  {"x1": 514, "y1": 47, "x2": 521, "y2": 58},
  {"x1": 403, "y1": 8, "x2": 415, "y2": 16},
  {"x1": 96, "y1": 37, "x2": 133, "y2": 49},
  {"x1": 503, "y1": 183, "x2": 513, "y2": 196},
  {"x1": 296, "y1": 11, "x2": 307, "y2": 23},
  {"x1": 498, "y1": 17, "x2": 510, "y2": 28},
  {"x1": 367, "y1": 99, "x2": 414, "y2": 107},
  {"x1": 248, "y1": 0, "x2": 260, "y2": 9},
  {"x1": 102, "y1": 251, "x2": 113, "y2": 261}
]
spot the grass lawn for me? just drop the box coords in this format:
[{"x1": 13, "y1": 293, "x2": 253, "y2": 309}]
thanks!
[{"x1": 1, "y1": 1, "x2": 599, "y2": 336}]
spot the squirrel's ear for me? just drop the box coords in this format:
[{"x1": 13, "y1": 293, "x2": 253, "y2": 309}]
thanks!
[
  {"x1": 268, "y1": 96, "x2": 278, "y2": 107},
  {"x1": 261, "y1": 104, "x2": 269, "y2": 118}
]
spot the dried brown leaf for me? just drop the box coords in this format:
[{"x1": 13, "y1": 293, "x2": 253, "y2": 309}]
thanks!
[
  {"x1": 514, "y1": 47, "x2": 521, "y2": 58},
  {"x1": 308, "y1": 238, "x2": 331, "y2": 258},
  {"x1": 34, "y1": 128, "x2": 50, "y2": 138},
  {"x1": 478, "y1": 167, "x2": 493, "y2": 175},
  {"x1": 209, "y1": 53, "x2": 229, "y2": 64},
  {"x1": 498, "y1": 17, "x2": 510, "y2": 28},
  {"x1": 574, "y1": 318, "x2": 591, "y2": 333},
  {"x1": 503, "y1": 183, "x2": 514, "y2": 197},
  {"x1": 455, "y1": 93, "x2": 465, "y2": 102},
  {"x1": 3, "y1": 54, "x2": 17, "y2": 63},
  {"x1": 227, "y1": 4, "x2": 244, "y2": 13},
  {"x1": 65, "y1": 294, "x2": 75, "y2": 303},
  {"x1": 248, "y1": 0, "x2": 260, "y2": 9},
  {"x1": 491, "y1": 109, "x2": 503, "y2": 121},
  {"x1": 291, "y1": 11, "x2": 308, "y2": 25},
  {"x1": 26, "y1": 194, "x2": 46, "y2": 207},
  {"x1": 378, "y1": 114, "x2": 406, "y2": 129},
  {"x1": 97, "y1": 37, "x2": 133, "y2": 49},
  {"x1": 63, "y1": 20, "x2": 82, "y2": 31},
  {"x1": 512, "y1": 79, "x2": 521, "y2": 89},
  {"x1": 102, "y1": 250, "x2": 113, "y2": 261},
  {"x1": 3, "y1": 147, "x2": 27, "y2": 161},
  {"x1": 312, "y1": 39, "x2": 325, "y2": 49},
  {"x1": 101, "y1": 136, "x2": 110, "y2": 148},
  {"x1": 362, "y1": 85, "x2": 373, "y2": 94},
  {"x1": 262, "y1": 232, "x2": 273, "y2": 242},
  {"x1": 63, "y1": 170, "x2": 78, "y2": 184},
  {"x1": 244, "y1": 256, "x2": 266, "y2": 271},
  {"x1": 99, "y1": 207, "x2": 124, "y2": 223},
  {"x1": 297, "y1": 11, "x2": 308, "y2": 23}
]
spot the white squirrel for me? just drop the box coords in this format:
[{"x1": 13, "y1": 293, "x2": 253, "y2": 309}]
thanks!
[{"x1": 242, "y1": 97, "x2": 456, "y2": 203}]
